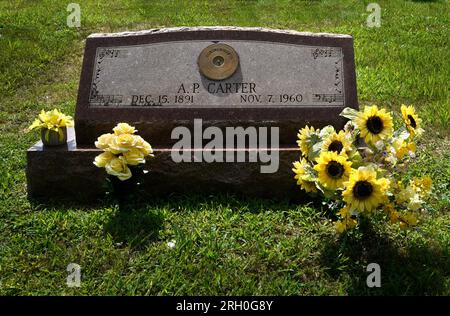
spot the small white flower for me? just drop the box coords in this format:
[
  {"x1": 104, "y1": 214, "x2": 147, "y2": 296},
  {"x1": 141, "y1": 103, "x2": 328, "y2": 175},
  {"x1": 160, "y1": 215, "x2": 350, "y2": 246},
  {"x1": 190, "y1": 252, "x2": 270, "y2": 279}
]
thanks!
[{"x1": 167, "y1": 240, "x2": 176, "y2": 249}]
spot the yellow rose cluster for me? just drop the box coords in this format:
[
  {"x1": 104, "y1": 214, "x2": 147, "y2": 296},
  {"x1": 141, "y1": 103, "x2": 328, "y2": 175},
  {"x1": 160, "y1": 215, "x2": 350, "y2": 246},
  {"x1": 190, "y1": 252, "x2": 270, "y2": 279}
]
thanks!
[
  {"x1": 292, "y1": 105, "x2": 431, "y2": 233},
  {"x1": 29, "y1": 109, "x2": 74, "y2": 132},
  {"x1": 93, "y1": 123, "x2": 154, "y2": 181}
]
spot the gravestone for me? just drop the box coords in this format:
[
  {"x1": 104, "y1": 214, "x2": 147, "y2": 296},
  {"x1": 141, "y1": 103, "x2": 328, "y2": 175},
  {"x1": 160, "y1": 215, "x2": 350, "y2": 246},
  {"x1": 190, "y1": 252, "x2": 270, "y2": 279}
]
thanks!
[{"x1": 27, "y1": 27, "x2": 358, "y2": 201}]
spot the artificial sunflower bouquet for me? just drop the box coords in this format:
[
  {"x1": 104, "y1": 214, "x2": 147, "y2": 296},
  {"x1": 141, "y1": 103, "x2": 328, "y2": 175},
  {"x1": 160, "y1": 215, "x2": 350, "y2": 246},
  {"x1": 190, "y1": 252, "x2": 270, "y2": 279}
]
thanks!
[
  {"x1": 93, "y1": 123, "x2": 154, "y2": 198},
  {"x1": 28, "y1": 109, "x2": 74, "y2": 146},
  {"x1": 293, "y1": 105, "x2": 432, "y2": 233}
]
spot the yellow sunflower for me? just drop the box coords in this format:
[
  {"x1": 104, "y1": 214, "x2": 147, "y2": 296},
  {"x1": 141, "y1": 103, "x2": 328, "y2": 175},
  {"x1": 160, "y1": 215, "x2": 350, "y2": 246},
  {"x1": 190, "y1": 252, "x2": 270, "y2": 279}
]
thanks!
[
  {"x1": 354, "y1": 105, "x2": 393, "y2": 145},
  {"x1": 292, "y1": 159, "x2": 317, "y2": 193},
  {"x1": 401, "y1": 104, "x2": 423, "y2": 137},
  {"x1": 314, "y1": 151, "x2": 352, "y2": 190},
  {"x1": 297, "y1": 126, "x2": 317, "y2": 158},
  {"x1": 342, "y1": 167, "x2": 389, "y2": 212},
  {"x1": 321, "y1": 130, "x2": 352, "y2": 156}
]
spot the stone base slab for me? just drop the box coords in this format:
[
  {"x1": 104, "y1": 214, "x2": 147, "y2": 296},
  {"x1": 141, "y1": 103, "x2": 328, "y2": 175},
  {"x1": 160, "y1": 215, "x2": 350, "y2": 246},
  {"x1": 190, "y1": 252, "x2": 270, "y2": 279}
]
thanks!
[{"x1": 26, "y1": 128, "x2": 304, "y2": 202}]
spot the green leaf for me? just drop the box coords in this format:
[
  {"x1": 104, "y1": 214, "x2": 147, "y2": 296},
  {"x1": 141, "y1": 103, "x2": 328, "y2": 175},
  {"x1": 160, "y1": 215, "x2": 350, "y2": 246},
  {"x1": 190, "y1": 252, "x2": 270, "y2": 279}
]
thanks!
[
  {"x1": 339, "y1": 107, "x2": 359, "y2": 121},
  {"x1": 319, "y1": 125, "x2": 336, "y2": 138},
  {"x1": 309, "y1": 141, "x2": 323, "y2": 161}
]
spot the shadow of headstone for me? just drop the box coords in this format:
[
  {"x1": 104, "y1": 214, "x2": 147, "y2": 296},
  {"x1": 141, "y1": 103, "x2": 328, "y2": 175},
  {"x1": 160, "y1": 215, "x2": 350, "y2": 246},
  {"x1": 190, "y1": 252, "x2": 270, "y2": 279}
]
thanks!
[{"x1": 319, "y1": 219, "x2": 449, "y2": 295}]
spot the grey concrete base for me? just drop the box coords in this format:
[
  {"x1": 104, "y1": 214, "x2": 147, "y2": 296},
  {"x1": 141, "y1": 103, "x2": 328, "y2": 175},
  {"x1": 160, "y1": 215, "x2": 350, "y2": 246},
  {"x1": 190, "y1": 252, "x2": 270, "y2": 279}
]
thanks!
[{"x1": 27, "y1": 128, "x2": 304, "y2": 202}]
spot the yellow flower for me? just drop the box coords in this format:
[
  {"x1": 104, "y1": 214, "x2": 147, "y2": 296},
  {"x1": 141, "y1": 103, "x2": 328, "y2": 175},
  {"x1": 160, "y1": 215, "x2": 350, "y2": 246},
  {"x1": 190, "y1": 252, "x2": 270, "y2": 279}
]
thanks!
[
  {"x1": 335, "y1": 215, "x2": 357, "y2": 233},
  {"x1": 94, "y1": 123, "x2": 154, "y2": 180},
  {"x1": 28, "y1": 109, "x2": 74, "y2": 131},
  {"x1": 123, "y1": 148, "x2": 145, "y2": 165},
  {"x1": 395, "y1": 181, "x2": 424, "y2": 211},
  {"x1": 134, "y1": 135, "x2": 154, "y2": 157},
  {"x1": 321, "y1": 130, "x2": 352, "y2": 156},
  {"x1": 337, "y1": 205, "x2": 351, "y2": 218},
  {"x1": 397, "y1": 185, "x2": 415, "y2": 204},
  {"x1": 335, "y1": 205, "x2": 358, "y2": 233},
  {"x1": 109, "y1": 134, "x2": 138, "y2": 154},
  {"x1": 314, "y1": 151, "x2": 352, "y2": 190},
  {"x1": 390, "y1": 210, "x2": 400, "y2": 224},
  {"x1": 401, "y1": 105, "x2": 423, "y2": 137},
  {"x1": 354, "y1": 105, "x2": 393, "y2": 145},
  {"x1": 105, "y1": 156, "x2": 132, "y2": 181},
  {"x1": 335, "y1": 221, "x2": 347, "y2": 233},
  {"x1": 297, "y1": 126, "x2": 317, "y2": 157},
  {"x1": 95, "y1": 133, "x2": 114, "y2": 150},
  {"x1": 402, "y1": 213, "x2": 419, "y2": 226},
  {"x1": 407, "y1": 194, "x2": 423, "y2": 211},
  {"x1": 113, "y1": 122, "x2": 137, "y2": 135},
  {"x1": 391, "y1": 138, "x2": 416, "y2": 160},
  {"x1": 37, "y1": 110, "x2": 50, "y2": 124},
  {"x1": 342, "y1": 167, "x2": 389, "y2": 212},
  {"x1": 400, "y1": 179, "x2": 431, "y2": 211},
  {"x1": 292, "y1": 159, "x2": 317, "y2": 193},
  {"x1": 93, "y1": 151, "x2": 116, "y2": 168},
  {"x1": 378, "y1": 177, "x2": 391, "y2": 194},
  {"x1": 29, "y1": 118, "x2": 43, "y2": 131},
  {"x1": 399, "y1": 212, "x2": 419, "y2": 229},
  {"x1": 411, "y1": 176, "x2": 432, "y2": 197},
  {"x1": 346, "y1": 217, "x2": 358, "y2": 229},
  {"x1": 383, "y1": 203, "x2": 399, "y2": 224}
]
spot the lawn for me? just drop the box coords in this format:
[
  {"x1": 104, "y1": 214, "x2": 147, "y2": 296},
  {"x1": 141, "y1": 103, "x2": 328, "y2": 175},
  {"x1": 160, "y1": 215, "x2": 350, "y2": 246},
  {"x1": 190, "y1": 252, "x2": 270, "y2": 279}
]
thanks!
[{"x1": 0, "y1": 0, "x2": 449, "y2": 295}]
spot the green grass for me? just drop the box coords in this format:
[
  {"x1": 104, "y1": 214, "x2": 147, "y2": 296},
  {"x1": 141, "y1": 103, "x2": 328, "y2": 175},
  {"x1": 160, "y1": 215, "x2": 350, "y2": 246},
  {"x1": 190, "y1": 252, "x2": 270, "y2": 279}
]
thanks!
[{"x1": 0, "y1": 0, "x2": 449, "y2": 295}]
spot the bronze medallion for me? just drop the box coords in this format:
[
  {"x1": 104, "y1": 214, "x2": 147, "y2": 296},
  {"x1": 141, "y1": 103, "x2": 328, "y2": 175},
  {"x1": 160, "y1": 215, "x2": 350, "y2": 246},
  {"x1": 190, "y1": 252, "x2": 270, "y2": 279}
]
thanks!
[{"x1": 198, "y1": 43, "x2": 239, "y2": 80}]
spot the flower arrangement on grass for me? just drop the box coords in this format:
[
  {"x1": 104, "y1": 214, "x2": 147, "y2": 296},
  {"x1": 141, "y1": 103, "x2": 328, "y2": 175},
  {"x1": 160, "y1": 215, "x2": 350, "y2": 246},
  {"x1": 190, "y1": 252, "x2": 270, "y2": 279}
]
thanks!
[
  {"x1": 292, "y1": 105, "x2": 431, "y2": 233},
  {"x1": 93, "y1": 123, "x2": 154, "y2": 182},
  {"x1": 28, "y1": 109, "x2": 74, "y2": 145}
]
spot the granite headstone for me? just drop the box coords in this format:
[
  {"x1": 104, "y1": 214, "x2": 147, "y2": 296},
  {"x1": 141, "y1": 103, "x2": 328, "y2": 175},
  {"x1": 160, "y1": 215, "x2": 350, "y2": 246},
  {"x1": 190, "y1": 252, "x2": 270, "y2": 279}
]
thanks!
[{"x1": 27, "y1": 27, "x2": 358, "y2": 201}]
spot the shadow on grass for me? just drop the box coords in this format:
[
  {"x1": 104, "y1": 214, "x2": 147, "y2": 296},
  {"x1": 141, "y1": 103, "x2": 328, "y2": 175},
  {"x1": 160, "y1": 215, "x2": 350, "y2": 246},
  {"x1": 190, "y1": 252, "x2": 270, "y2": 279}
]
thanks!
[
  {"x1": 27, "y1": 194, "x2": 165, "y2": 250},
  {"x1": 28, "y1": 197, "x2": 114, "y2": 212},
  {"x1": 103, "y1": 200, "x2": 165, "y2": 250},
  {"x1": 319, "y1": 219, "x2": 449, "y2": 295},
  {"x1": 28, "y1": 192, "x2": 318, "y2": 251},
  {"x1": 101, "y1": 191, "x2": 309, "y2": 251}
]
